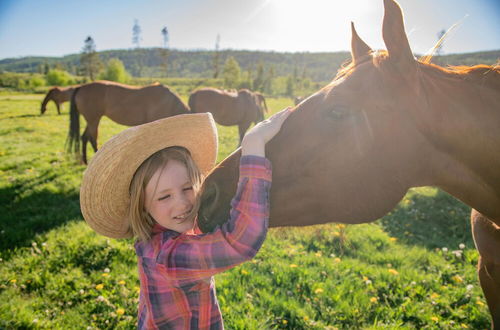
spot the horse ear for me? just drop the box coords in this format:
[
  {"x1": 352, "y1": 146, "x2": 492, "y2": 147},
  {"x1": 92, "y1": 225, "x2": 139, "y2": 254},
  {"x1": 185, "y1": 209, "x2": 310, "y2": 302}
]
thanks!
[
  {"x1": 382, "y1": 0, "x2": 415, "y2": 64},
  {"x1": 351, "y1": 22, "x2": 372, "y2": 64}
]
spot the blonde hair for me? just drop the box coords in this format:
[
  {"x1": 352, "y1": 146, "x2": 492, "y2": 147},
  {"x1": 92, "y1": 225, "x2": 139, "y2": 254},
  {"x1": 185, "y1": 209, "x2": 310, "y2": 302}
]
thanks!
[{"x1": 128, "y1": 147, "x2": 203, "y2": 242}]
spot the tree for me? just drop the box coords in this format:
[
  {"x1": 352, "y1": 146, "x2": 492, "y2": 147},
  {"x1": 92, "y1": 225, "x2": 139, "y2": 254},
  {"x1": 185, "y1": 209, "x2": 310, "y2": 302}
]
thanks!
[
  {"x1": 253, "y1": 62, "x2": 265, "y2": 91},
  {"x1": 436, "y1": 29, "x2": 446, "y2": 56},
  {"x1": 99, "y1": 58, "x2": 130, "y2": 83},
  {"x1": 213, "y1": 34, "x2": 221, "y2": 78},
  {"x1": 80, "y1": 36, "x2": 102, "y2": 80},
  {"x1": 46, "y1": 69, "x2": 75, "y2": 86},
  {"x1": 132, "y1": 20, "x2": 143, "y2": 77},
  {"x1": 132, "y1": 19, "x2": 142, "y2": 48},
  {"x1": 223, "y1": 56, "x2": 241, "y2": 88},
  {"x1": 286, "y1": 75, "x2": 295, "y2": 97},
  {"x1": 160, "y1": 26, "x2": 170, "y2": 77}
]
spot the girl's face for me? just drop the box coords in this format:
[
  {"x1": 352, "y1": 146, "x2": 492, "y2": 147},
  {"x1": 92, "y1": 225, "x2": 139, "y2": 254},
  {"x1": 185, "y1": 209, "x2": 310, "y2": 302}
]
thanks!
[{"x1": 144, "y1": 159, "x2": 196, "y2": 233}]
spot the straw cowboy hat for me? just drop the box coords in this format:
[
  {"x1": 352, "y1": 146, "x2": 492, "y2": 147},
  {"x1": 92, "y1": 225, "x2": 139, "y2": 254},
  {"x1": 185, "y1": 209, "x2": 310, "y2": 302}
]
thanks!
[{"x1": 80, "y1": 113, "x2": 218, "y2": 239}]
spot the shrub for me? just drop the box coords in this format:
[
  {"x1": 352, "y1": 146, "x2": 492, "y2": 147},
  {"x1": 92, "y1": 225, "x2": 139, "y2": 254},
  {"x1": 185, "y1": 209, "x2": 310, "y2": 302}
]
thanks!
[
  {"x1": 46, "y1": 69, "x2": 74, "y2": 86},
  {"x1": 99, "y1": 58, "x2": 130, "y2": 83}
]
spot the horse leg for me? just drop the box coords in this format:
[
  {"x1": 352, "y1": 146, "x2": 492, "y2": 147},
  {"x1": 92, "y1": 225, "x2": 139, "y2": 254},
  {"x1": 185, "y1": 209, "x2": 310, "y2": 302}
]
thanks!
[
  {"x1": 471, "y1": 209, "x2": 500, "y2": 329},
  {"x1": 56, "y1": 103, "x2": 61, "y2": 115},
  {"x1": 81, "y1": 126, "x2": 90, "y2": 165},
  {"x1": 238, "y1": 122, "x2": 251, "y2": 145}
]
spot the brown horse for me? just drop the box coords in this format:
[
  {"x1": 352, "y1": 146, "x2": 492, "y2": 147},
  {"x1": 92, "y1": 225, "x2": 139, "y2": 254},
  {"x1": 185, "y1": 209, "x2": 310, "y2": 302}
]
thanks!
[
  {"x1": 68, "y1": 80, "x2": 189, "y2": 164},
  {"x1": 41, "y1": 86, "x2": 77, "y2": 115},
  {"x1": 198, "y1": 0, "x2": 500, "y2": 327},
  {"x1": 188, "y1": 88, "x2": 267, "y2": 143}
]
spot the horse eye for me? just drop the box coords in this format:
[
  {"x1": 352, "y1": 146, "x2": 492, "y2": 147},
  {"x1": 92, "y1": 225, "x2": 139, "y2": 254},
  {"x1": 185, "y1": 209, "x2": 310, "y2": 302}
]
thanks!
[{"x1": 325, "y1": 106, "x2": 349, "y2": 120}]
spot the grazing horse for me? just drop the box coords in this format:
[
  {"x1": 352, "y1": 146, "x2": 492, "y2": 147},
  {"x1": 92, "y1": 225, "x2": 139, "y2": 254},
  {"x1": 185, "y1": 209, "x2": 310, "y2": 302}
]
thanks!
[
  {"x1": 198, "y1": 0, "x2": 500, "y2": 327},
  {"x1": 68, "y1": 80, "x2": 189, "y2": 164},
  {"x1": 40, "y1": 86, "x2": 76, "y2": 115},
  {"x1": 188, "y1": 88, "x2": 267, "y2": 143}
]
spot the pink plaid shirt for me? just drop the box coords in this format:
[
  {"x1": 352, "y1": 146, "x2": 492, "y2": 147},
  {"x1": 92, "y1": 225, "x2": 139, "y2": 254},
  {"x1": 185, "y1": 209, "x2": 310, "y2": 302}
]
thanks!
[{"x1": 134, "y1": 155, "x2": 272, "y2": 329}]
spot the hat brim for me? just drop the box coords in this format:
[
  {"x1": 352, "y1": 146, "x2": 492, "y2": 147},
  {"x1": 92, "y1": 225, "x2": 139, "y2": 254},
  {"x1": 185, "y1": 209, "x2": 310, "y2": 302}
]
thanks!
[{"x1": 80, "y1": 113, "x2": 218, "y2": 239}]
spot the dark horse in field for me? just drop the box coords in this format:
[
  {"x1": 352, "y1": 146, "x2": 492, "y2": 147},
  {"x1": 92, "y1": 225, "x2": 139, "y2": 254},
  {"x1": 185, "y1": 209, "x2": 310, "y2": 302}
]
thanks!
[
  {"x1": 68, "y1": 81, "x2": 189, "y2": 164},
  {"x1": 41, "y1": 86, "x2": 77, "y2": 115},
  {"x1": 197, "y1": 0, "x2": 500, "y2": 327},
  {"x1": 188, "y1": 88, "x2": 267, "y2": 143}
]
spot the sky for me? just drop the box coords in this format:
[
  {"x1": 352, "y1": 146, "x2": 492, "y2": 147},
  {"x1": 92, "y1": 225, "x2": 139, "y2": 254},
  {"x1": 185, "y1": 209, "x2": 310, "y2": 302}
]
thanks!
[{"x1": 0, "y1": 0, "x2": 499, "y2": 60}]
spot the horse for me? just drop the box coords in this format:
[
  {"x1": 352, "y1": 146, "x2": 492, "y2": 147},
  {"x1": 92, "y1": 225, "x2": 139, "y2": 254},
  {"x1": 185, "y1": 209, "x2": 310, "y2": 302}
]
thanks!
[
  {"x1": 40, "y1": 86, "x2": 77, "y2": 115},
  {"x1": 67, "y1": 80, "x2": 190, "y2": 164},
  {"x1": 188, "y1": 88, "x2": 267, "y2": 143},
  {"x1": 197, "y1": 0, "x2": 500, "y2": 327}
]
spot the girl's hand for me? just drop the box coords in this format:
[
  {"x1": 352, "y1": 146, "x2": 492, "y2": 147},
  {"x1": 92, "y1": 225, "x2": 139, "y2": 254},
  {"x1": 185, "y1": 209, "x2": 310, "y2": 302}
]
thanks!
[{"x1": 241, "y1": 107, "x2": 292, "y2": 157}]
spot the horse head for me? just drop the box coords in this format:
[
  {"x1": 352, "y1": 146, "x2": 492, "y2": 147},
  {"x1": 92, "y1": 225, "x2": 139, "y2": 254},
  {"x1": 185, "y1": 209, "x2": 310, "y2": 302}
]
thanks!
[
  {"x1": 40, "y1": 87, "x2": 57, "y2": 115},
  {"x1": 199, "y1": 0, "x2": 500, "y2": 233}
]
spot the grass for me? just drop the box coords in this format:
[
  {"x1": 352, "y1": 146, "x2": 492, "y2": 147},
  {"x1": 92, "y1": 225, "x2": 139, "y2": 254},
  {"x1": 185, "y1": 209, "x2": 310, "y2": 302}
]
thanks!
[{"x1": 0, "y1": 91, "x2": 490, "y2": 329}]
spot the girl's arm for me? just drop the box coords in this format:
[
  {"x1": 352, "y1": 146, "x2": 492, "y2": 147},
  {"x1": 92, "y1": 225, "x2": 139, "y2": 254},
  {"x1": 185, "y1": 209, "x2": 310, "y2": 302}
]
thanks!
[{"x1": 149, "y1": 108, "x2": 291, "y2": 282}]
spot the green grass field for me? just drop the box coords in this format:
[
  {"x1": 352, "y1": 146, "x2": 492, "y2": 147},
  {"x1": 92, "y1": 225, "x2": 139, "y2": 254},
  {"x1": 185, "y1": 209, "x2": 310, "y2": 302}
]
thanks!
[{"x1": 0, "y1": 91, "x2": 490, "y2": 329}]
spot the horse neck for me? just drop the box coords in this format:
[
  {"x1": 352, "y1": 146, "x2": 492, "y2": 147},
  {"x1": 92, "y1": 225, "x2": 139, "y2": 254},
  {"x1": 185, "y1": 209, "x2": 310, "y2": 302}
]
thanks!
[
  {"x1": 417, "y1": 65, "x2": 500, "y2": 219},
  {"x1": 41, "y1": 91, "x2": 53, "y2": 107}
]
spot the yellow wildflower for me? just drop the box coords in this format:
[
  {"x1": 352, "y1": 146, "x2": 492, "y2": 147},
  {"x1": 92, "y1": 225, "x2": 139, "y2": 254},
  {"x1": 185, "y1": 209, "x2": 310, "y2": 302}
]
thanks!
[
  {"x1": 476, "y1": 300, "x2": 484, "y2": 306},
  {"x1": 290, "y1": 264, "x2": 298, "y2": 268},
  {"x1": 241, "y1": 270, "x2": 249, "y2": 275},
  {"x1": 315, "y1": 252, "x2": 322, "y2": 257},
  {"x1": 116, "y1": 308, "x2": 125, "y2": 316},
  {"x1": 430, "y1": 293, "x2": 440, "y2": 299},
  {"x1": 282, "y1": 320, "x2": 288, "y2": 324},
  {"x1": 118, "y1": 280, "x2": 126, "y2": 285},
  {"x1": 10, "y1": 279, "x2": 16, "y2": 283},
  {"x1": 102, "y1": 273, "x2": 109, "y2": 277},
  {"x1": 388, "y1": 269, "x2": 399, "y2": 275},
  {"x1": 389, "y1": 237, "x2": 397, "y2": 242},
  {"x1": 314, "y1": 288, "x2": 324, "y2": 294},
  {"x1": 370, "y1": 297, "x2": 378, "y2": 303},
  {"x1": 431, "y1": 316, "x2": 439, "y2": 322},
  {"x1": 334, "y1": 258, "x2": 341, "y2": 263},
  {"x1": 96, "y1": 284, "x2": 104, "y2": 290},
  {"x1": 452, "y1": 275, "x2": 463, "y2": 283},
  {"x1": 461, "y1": 324, "x2": 469, "y2": 328},
  {"x1": 334, "y1": 231, "x2": 341, "y2": 237}
]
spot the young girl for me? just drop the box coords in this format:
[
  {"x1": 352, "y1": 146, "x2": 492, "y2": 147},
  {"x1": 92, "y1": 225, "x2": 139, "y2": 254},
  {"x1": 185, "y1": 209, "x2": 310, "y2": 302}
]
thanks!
[{"x1": 80, "y1": 109, "x2": 291, "y2": 329}]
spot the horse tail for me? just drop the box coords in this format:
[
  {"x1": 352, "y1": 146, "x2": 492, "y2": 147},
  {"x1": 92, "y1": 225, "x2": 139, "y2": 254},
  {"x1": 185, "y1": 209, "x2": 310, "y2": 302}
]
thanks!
[{"x1": 66, "y1": 87, "x2": 81, "y2": 158}]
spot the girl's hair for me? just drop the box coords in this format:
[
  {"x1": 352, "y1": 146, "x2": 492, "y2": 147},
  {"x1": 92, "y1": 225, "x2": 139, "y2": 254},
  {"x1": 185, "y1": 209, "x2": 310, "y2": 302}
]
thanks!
[{"x1": 128, "y1": 146, "x2": 203, "y2": 242}]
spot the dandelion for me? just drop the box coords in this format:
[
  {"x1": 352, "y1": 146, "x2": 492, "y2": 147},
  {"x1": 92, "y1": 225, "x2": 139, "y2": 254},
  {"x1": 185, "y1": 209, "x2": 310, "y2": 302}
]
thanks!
[
  {"x1": 459, "y1": 243, "x2": 465, "y2": 250},
  {"x1": 431, "y1": 316, "x2": 439, "y2": 322},
  {"x1": 430, "y1": 293, "x2": 440, "y2": 299},
  {"x1": 290, "y1": 264, "x2": 298, "y2": 268},
  {"x1": 461, "y1": 324, "x2": 469, "y2": 328},
  {"x1": 96, "y1": 284, "x2": 104, "y2": 290},
  {"x1": 118, "y1": 280, "x2": 126, "y2": 285},
  {"x1": 452, "y1": 275, "x2": 463, "y2": 283},
  {"x1": 476, "y1": 300, "x2": 485, "y2": 306},
  {"x1": 370, "y1": 297, "x2": 378, "y2": 303},
  {"x1": 333, "y1": 231, "x2": 341, "y2": 237},
  {"x1": 282, "y1": 320, "x2": 288, "y2": 325},
  {"x1": 116, "y1": 308, "x2": 125, "y2": 316},
  {"x1": 10, "y1": 279, "x2": 16, "y2": 283},
  {"x1": 466, "y1": 284, "x2": 473, "y2": 291},
  {"x1": 334, "y1": 258, "x2": 341, "y2": 263},
  {"x1": 315, "y1": 252, "x2": 322, "y2": 257},
  {"x1": 389, "y1": 237, "x2": 397, "y2": 242},
  {"x1": 337, "y1": 224, "x2": 346, "y2": 229},
  {"x1": 102, "y1": 273, "x2": 109, "y2": 277},
  {"x1": 241, "y1": 270, "x2": 249, "y2": 275},
  {"x1": 388, "y1": 269, "x2": 399, "y2": 275},
  {"x1": 314, "y1": 288, "x2": 324, "y2": 294}
]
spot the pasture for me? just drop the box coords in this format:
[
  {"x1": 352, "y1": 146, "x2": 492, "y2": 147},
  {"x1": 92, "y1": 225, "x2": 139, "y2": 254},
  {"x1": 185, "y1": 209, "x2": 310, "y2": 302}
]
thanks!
[{"x1": 0, "y1": 90, "x2": 490, "y2": 328}]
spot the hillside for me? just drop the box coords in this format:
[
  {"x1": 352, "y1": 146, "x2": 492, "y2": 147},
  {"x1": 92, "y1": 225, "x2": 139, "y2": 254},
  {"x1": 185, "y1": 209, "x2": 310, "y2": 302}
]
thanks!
[{"x1": 1, "y1": 48, "x2": 498, "y2": 82}]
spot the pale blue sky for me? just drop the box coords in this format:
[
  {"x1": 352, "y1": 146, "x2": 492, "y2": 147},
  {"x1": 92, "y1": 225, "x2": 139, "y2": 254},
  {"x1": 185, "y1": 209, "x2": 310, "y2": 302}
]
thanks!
[{"x1": 0, "y1": 0, "x2": 499, "y2": 60}]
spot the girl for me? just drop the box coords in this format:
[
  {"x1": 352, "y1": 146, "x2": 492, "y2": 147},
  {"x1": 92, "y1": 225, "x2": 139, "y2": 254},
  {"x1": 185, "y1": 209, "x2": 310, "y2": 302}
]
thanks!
[{"x1": 80, "y1": 109, "x2": 291, "y2": 329}]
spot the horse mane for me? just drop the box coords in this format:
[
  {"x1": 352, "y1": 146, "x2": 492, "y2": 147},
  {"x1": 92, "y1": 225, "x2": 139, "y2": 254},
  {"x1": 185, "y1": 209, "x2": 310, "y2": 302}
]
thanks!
[{"x1": 332, "y1": 51, "x2": 500, "y2": 91}]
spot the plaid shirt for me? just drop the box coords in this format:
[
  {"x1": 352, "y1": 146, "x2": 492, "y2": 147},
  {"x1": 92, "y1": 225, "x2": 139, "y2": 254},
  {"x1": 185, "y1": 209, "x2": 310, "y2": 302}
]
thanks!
[{"x1": 134, "y1": 155, "x2": 272, "y2": 329}]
